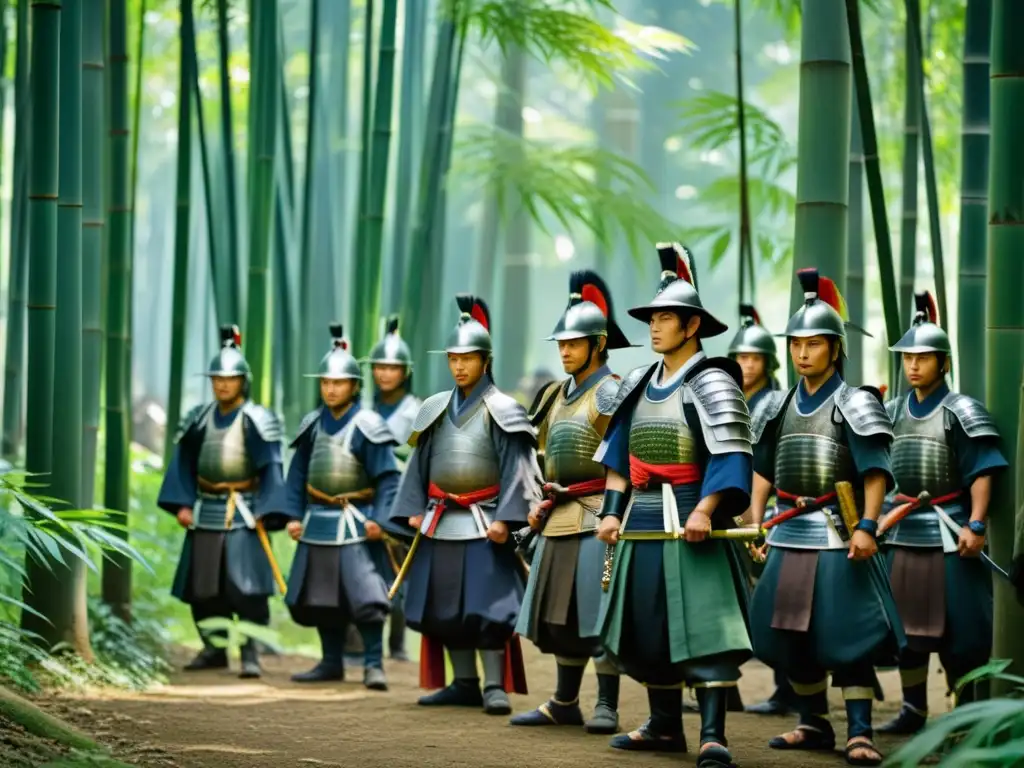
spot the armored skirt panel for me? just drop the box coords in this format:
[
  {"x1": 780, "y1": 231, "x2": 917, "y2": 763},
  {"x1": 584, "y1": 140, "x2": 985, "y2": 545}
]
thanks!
[
  {"x1": 599, "y1": 389, "x2": 752, "y2": 687},
  {"x1": 171, "y1": 529, "x2": 275, "y2": 603},
  {"x1": 285, "y1": 537, "x2": 390, "y2": 629},
  {"x1": 404, "y1": 400, "x2": 524, "y2": 650}
]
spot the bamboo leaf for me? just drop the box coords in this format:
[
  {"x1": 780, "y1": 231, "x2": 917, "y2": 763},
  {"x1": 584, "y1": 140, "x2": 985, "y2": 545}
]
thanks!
[
  {"x1": 709, "y1": 230, "x2": 732, "y2": 267},
  {"x1": 955, "y1": 658, "x2": 1014, "y2": 692},
  {"x1": 0, "y1": 593, "x2": 52, "y2": 624}
]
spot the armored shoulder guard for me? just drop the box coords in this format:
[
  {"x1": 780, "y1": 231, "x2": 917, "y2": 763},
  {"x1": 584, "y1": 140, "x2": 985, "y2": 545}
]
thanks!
[
  {"x1": 409, "y1": 390, "x2": 454, "y2": 446},
  {"x1": 607, "y1": 364, "x2": 654, "y2": 417},
  {"x1": 527, "y1": 380, "x2": 561, "y2": 427},
  {"x1": 483, "y1": 388, "x2": 536, "y2": 441},
  {"x1": 174, "y1": 403, "x2": 213, "y2": 444},
  {"x1": 290, "y1": 408, "x2": 321, "y2": 448},
  {"x1": 242, "y1": 402, "x2": 284, "y2": 442},
  {"x1": 750, "y1": 389, "x2": 790, "y2": 444},
  {"x1": 353, "y1": 409, "x2": 397, "y2": 444},
  {"x1": 834, "y1": 384, "x2": 893, "y2": 439},
  {"x1": 942, "y1": 393, "x2": 1000, "y2": 439},
  {"x1": 685, "y1": 364, "x2": 752, "y2": 456},
  {"x1": 884, "y1": 393, "x2": 906, "y2": 423},
  {"x1": 594, "y1": 375, "x2": 622, "y2": 417}
]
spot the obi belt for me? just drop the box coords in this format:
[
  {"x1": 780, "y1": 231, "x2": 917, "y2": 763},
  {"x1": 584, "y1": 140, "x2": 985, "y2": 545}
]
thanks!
[
  {"x1": 194, "y1": 477, "x2": 258, "y2": 531},
  {"x1": 618, "y1": 456, "x2": 702, "y2": 540},
  {"x1": 300, "y1": 484, "x2": 376, "y2": 546}
]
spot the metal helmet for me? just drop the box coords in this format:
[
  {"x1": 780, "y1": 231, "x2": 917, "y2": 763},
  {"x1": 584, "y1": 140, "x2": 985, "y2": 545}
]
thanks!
[
  {"x1": 728, "y1": 304, "x2": 779, "y2": 372},
  {"x1": 205, "y1": 325, "x2": 251, "y2": 378},
  {"x1": 305, "y1": 324, "x2": 362, "y2": 380},
  {"x1": 547, "y1": 269, "x2": 632, "y2": 349},
  {"x1": 781, "y1": 268, "x2": 863, "y2": 354},
  {"x1": 889, "y1": 291, "x2": 951, "y2": 354},
  {"x1": 368, "y1": 315, "x2": 413, "y2": 368},
  {"x1": 437, "y1": 294, "x2": 492, "y2": 355},
  {"x1": 627, "y1": 242, "x2": 729, "y2": 338}
]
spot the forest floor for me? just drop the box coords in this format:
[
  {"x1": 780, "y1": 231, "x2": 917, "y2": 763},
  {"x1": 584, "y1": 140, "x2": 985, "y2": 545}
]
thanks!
[{"x1": 22, "y1": 643, "x2": 951, "y2": 768}]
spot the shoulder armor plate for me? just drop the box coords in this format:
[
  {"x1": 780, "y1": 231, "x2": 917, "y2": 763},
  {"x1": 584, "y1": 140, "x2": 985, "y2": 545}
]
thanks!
[
  {"x1": 483, "y1": 387, "x2": 536, "y2": 441},
  {"x1": 410, "y1": 390, "x2": 454, "y2": 446},
  {"x1": 527, "y1": 380, "x2": 561, "y2": 426},
  {"x1": 884, "y1": 393, "x2": 906, "y2": 423},
  {"x1": 750, "y1": 389, "x2": 791, "y2": 444},
  {"x1": 242, "y1": 402, "x2": 284, "y2": 442},
  {"x1": 834, "y1": 384, "x2": 894, "y2": 439},
  {"x1": 943, "y1": 393, "x2": 1000, "y2": 439},
  {"x1": 290, "y1": 408, "x2": 321, "y2": 448},
  {"x1": 608, "y1": 364, "x2": 655, "y2": 417},
  {"x1": 594, "y1": 375, "x2": 622, "y2": 416},
  {"x1": 353, "y1": 409, "x2": 396, "y2": 444},
  {"x1": 686, "y1": 364, "x2": 752, "y2": 455},
  {"x1": 174, "y1": 403, "x2": 213, "y2": 444}
]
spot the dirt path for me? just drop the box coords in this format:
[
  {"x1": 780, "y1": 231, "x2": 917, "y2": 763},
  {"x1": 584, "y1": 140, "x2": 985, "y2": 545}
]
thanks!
[{"x1": 41, "y1": 644, "x2": 949, "y2": 768}]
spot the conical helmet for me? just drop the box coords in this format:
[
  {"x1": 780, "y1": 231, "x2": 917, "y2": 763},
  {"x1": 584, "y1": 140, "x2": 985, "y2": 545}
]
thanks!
[
  {"x1": 547, "y1": 269, "x2": 632, "y2": 349},
  {"x1": 368, "y1": 315, "x2": 413, "y2": 368},
  {"x1": 781, "y1": 268, "x2": 869, "y2": 355},
  {"x1": 889, "y1": 291, "x2": 951, "y2": 354},
  {"x1": 305, "y1": 324, "x2": 362, "y2": 380},
  {"x1": 728, "y1": 304, "x2": 779, "y2": 372},
  {"x1": 627, "y1": 242, "x2": 729, "y2": 338},
  {"x1": 205, "y1": 325, "x2": 251, "y2": 378},
  {"x1": 437, "y1": 294, "x2": 492, "y2": 355}
]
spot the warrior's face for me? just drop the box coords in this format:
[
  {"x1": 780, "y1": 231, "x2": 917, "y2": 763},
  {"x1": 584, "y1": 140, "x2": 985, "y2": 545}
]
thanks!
[
  {"x1": 211, "y1": 375, "x2": 245, "y2": 405},
  {"x1": 649, "y1": 311, "x2": 700, "y2": 354},
  {"x1": 557, "y1": 337, "x2": 598, "y2": 375},
  {"x1": 735, "y1": 352, "x2": 767, "y2": 390},
  {"x1": 902, "y1": 352, "x2": 944, "y2": 389},
  {"x1": 447, "y1": 352, "x2": 486, "y2": 390},
  {"x1": 789, "y1": 335, "x2": 837, "y2": 380},
  {"x1": 373, "y1": 364, "x2": 407, "y2": 394},
  {"x1": 321, "y1": 377, "x2": 358, "y2": 410}
]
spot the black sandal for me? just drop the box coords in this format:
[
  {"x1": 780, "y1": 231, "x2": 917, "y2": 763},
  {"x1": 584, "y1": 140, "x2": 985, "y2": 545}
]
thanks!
[
  {"x1": 845, "y1": 737, "x2": 882, "y2": 766},
  {"x1": 768, "y1": 724, "x2": 836, "y2": 751}
]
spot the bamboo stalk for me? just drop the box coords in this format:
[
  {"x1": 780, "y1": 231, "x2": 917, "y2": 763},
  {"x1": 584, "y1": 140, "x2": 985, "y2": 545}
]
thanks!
[
  {"x1": 243, "y1": 0, "x2": 279, "y2": 404},
  {"x1": 386, "y1": 0, "x2": 425, "y2": 311},
  {"x1": 82, "y1": 0, "x2": 105, "y2": 507},
  {"x1": 987, "y1": 0, "x2": 1024, "y2": 674},
  {"x1": 350, "y1": 0, "x2": 376, "y2": 356},
  {"x1": 125, "y1": 0, "x2": 147, "y2": 422},
  {"x1": 845, "y1": 0, "x2": 901, "y2": 390},
  {"x1": 846, "y1": 96, "x2": 865, "y2": 385},
  {"x1": 2, "y1": 0, "x2": 31, "y2": 460},
  {"x1": 21, "y1": 0, "x2": 63, "y2": 641},
  {"x1": 298, "y1": 0, "x2": 322, "y2": 341},
  {"x1": 897, "y1": 14, "x2": 919, "y2": 340},
  {"x1": 734, "y1": 0, "x2": 754, "y2": 307},
  {"x1": 955, "y1": 0, "x2": 991, "y2": 399},
  {"x1": 102, "y1": 0, "x2": 133, "y2": 619},
  {"x1": 905, "y1": 0, "x2": 948, "y2": 334},
  {"x1": 164, "y1": 0, "x2": 195, "y2": 462},
  {"x1": 216, "y1": 0, "x2": 241, "y2": 324}
]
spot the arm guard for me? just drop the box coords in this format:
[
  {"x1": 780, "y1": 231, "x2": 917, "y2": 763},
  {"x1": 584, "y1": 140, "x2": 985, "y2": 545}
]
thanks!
[
  {"x1": 685, "y1": 365, "x2": 753, "y2": 456},
  {"x1": 943, "y1": 393, "x2": 1001, "y2": 439},
  {"x1": 835, "y1": 384, "x2": 894, "y2": 439}
]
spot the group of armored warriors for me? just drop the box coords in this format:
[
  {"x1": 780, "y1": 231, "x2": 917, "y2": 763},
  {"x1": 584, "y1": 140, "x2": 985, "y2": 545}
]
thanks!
[{"x1": 158, "y1": 242, "x2": 1009, "y2": 768}]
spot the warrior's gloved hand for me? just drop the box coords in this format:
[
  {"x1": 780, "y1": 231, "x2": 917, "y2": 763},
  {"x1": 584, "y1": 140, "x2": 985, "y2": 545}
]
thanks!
[
  {"x1": 286, "y1": 520, "x2": 303, "y2": 541},
  {"x1": 409, "y1": 515, "x2": 423, "y2": 531},
  {"x1": 176, "y1": 507, "x2": 193, "y2": 528},
  {"x1": 364, "y1": 520, "x2": 383, "y2": 541},
  {"x1": 957, "y1": 525, "x2": 985, "y2": 558},
  {"x1": 486, "y1": 520, "x2": 509, "y2": 544}
]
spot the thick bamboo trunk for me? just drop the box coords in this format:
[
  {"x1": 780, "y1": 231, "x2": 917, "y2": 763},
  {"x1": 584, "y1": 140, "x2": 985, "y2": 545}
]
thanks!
[
  {"x1": 216, "y1": 0, "x2": 241, "y2": 324},
  {"x1": 789, "y1": 0, "x2": 851, "y2": 316},
  {"x1": 987, "y1": 0, "x2": 1024, "y2": 675},
  {"x1": 2, "y1": 0, "x2": 31, "y2": 460},
  {"x1": 387, "y1": 0, "x2": 425, "y2": 311},
  {"x1": 351, "y1": 0, "x2": 376, "y2": 356},
  {"x1": 956, "y1": 0, "x2": 991, "y2": 399},
  {"x1": 298, "y1": 0, "x2": 323, "y2": 356},
  {"x1": 21, "y1": 0, "x2": 64, "y2": 642},
  {"x1": 164, "y1": 0, "x2": 194, "y2": 461},
  {"x1": 734, "y1": 0, "x2": 755, "y2": 308},
  {"x1": 102, "y1": 0, "x2": 133, "y2": 619},
  {"x1": 847, "y1": 96, "x2": 865, "y2": 384},
  {"x1": 82, "y1": 0, "x2": 105, "y2": 506},
  {"x1": 897, "y1": 18, "x2": 919, "y2": 335},
  {"x1": 243, "y1": 0, "x2": 279, "y2": 404}
]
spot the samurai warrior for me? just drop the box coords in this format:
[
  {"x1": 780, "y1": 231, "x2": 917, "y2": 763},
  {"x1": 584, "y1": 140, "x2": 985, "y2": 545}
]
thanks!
[
  {"x1": 158, "y1": 326, "x2": 287, "y2": 679},
  {"x1": 283, "y1": 325, "x2": 401, "y2": 691},
  {"x1": 748, "y1": 269, "x2": 904, "y2": 767},
  {"x1": 368, "y1": 314, "x2": 421, "y2": 662},
  {"x1": 510, "y1": 270, "x2": 631, "y2": 734},
  {"x1": 876, "y1": 292, "x2": 1008, "y2": 734},
  {"x1": 594, "y1": 243, "x2": 753, "y2": 768},
  {"x1": 726, "y1": 305, "x2": 796, "y2": 717},
  {"x1": 389, "y1": 294, "x2": 539, "y2": 715}
]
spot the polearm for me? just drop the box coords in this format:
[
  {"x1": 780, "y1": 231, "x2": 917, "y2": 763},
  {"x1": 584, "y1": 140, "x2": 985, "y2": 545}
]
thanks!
[{"x1": 388, "y1": 529, "x2": 422, "y2": 600}]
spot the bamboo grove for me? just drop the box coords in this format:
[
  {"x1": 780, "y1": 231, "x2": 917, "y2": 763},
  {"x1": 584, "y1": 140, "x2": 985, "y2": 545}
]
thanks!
[{"x1": 0, "y1": 0, "x2": 1019, "y2": 692}]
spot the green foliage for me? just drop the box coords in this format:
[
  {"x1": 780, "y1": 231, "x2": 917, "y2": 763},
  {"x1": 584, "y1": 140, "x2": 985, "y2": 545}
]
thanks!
[
  {"x1": 197, "y1": 617, "x2": 281, "y2": 652},
  {"x1": 452, "y1": 124, "x2": 679, "y2": 259},
  {"x1": 672, "y1": 89, "x2": 795, "y2": 272},
  {"x1": 887, "y1": 659, "x2": 1024, "y2": 766}
]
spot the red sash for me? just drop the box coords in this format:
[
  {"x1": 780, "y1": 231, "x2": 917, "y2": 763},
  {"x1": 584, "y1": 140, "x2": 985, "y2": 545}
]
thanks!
[{"x1": 628, "y1": 456, "x2": 701, "y2": 489}]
